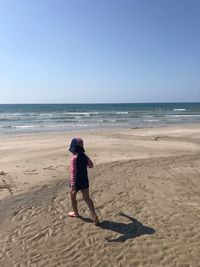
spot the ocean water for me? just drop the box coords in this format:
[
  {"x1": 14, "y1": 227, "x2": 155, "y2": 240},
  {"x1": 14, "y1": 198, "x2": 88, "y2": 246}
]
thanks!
[{"x1": 0, "y1": 103, "x2": 200, "y2": 134}]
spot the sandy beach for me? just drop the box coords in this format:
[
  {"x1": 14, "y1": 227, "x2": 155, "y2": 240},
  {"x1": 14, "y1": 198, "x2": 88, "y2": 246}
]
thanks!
[{"x1": 0, "y1": 124, "x2": 200, "y2": 267}]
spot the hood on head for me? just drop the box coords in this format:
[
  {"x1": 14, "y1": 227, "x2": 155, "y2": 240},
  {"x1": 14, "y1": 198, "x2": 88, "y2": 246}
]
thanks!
[{"x1": 69, "y1": 138, "x2": 85, "y2": 153}]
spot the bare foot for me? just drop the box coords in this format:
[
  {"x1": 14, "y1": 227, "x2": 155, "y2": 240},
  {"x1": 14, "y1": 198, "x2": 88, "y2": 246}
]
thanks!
[{"x1": 68, "y1": 211, "x2": 79, "y2": 218}]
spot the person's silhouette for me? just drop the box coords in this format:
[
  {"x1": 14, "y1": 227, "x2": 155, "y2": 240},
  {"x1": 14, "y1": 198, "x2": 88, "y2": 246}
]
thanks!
[{"x1": 99, "y1": 212, "x2": 155, "y2": 242}]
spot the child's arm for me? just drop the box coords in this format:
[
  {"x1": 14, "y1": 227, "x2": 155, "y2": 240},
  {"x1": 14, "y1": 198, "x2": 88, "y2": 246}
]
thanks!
[
  {"x1": 87, "y1": 156, "x2": 93, "y2": 168},
  {"x1": 70, "y1": 155, "x2": 77, "y2": 187}
]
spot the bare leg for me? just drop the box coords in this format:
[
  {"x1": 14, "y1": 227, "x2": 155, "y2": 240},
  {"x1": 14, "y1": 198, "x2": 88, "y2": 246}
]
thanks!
[
  {"x1": 81, "y1": 188, "x2": 99, "y2": 225},
  {"x1": 69, "y1": 189, "x2": 79, "y2": 216}
]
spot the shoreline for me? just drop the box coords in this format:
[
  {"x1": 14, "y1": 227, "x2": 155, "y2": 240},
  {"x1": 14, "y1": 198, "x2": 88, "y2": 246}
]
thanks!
[
  {"x1": 1, "y1": 102, "x2": 200, "y2": 137},
  {"x1": 1, "y1": 121, "x2": 200, "y2": 137}
]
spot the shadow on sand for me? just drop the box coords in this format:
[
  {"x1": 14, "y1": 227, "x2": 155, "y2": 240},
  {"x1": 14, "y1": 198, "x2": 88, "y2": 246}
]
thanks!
[{"x1": 80, "y1": 212, "x2": 155, "y2": 242}]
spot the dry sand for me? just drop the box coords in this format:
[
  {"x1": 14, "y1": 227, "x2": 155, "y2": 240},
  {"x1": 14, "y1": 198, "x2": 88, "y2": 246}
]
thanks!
[{"x1": 0, "y1": 125, "x2": 200, "y2": 267}]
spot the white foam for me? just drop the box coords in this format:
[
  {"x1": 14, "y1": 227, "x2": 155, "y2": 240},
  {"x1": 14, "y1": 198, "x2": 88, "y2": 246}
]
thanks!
[
  {"x1": 116, "y1": 112, "x2": 129, "y2": 114},
  {"x1": 15, "y1": 126, "x2": 32, "y2": 128},
  {"x1": 144, "y1": 120, "x2": 160, "y2": 122},
  {"x1": 166, "y1": 115, "x2": 200, "y2": 118},
  {"x1": 173, "y1": 109, "x2": 186, "y2": 111}
]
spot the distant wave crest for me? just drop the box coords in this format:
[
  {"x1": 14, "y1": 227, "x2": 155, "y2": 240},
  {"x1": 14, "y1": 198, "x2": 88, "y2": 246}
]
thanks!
[{"x1": 173, "y1": 109, "x2": 186, "y2": 111}]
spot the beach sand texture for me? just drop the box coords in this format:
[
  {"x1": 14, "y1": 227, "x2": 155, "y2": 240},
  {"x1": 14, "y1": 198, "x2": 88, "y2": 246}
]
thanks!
[{"x1": 0, "y1": 125, "x2": 200, "y2": 267}]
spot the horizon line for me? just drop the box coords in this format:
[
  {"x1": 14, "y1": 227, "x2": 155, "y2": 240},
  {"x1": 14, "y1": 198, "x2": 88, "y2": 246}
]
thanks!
[{"x1": 0, "y1": 101, "x2": 200, "y2": 105}]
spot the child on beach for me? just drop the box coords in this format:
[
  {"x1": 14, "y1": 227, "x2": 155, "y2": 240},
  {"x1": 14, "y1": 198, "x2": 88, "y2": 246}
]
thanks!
[{"x1": 68, "y1": 138, "x2": 99, "y2": 225}]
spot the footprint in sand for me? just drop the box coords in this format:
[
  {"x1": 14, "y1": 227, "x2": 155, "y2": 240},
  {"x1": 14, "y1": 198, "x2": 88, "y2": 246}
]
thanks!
[
  {"x1": 0, "y1": 183, "x2": 13, "y2": 195},
  {"x1": 0, "y1": 171, "x2": 7, "y2": 176},
  {"x1": 24, "y1": 169, "x2": 38, "y2": 175},
  {"x1": 0, "y1": 173, "x2": 14, "y2": 196},
  {"x1": 56, "y1": 165, "x2": 65, "y2": 168},
  {"x1": 43, "y1": 166, "x2": 56, "y2": 170}
]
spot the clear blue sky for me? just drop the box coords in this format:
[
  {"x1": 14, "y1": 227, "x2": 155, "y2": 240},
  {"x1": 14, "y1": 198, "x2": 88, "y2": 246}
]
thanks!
[{"x1": 0, "y1": 0, "x2": 199, "y2": 103}]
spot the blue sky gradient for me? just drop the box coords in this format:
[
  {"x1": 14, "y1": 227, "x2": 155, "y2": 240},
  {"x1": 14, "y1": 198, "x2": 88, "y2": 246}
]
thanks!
[{"x1": 0, "y1": 0, "x2": 199, "y2": 103}]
